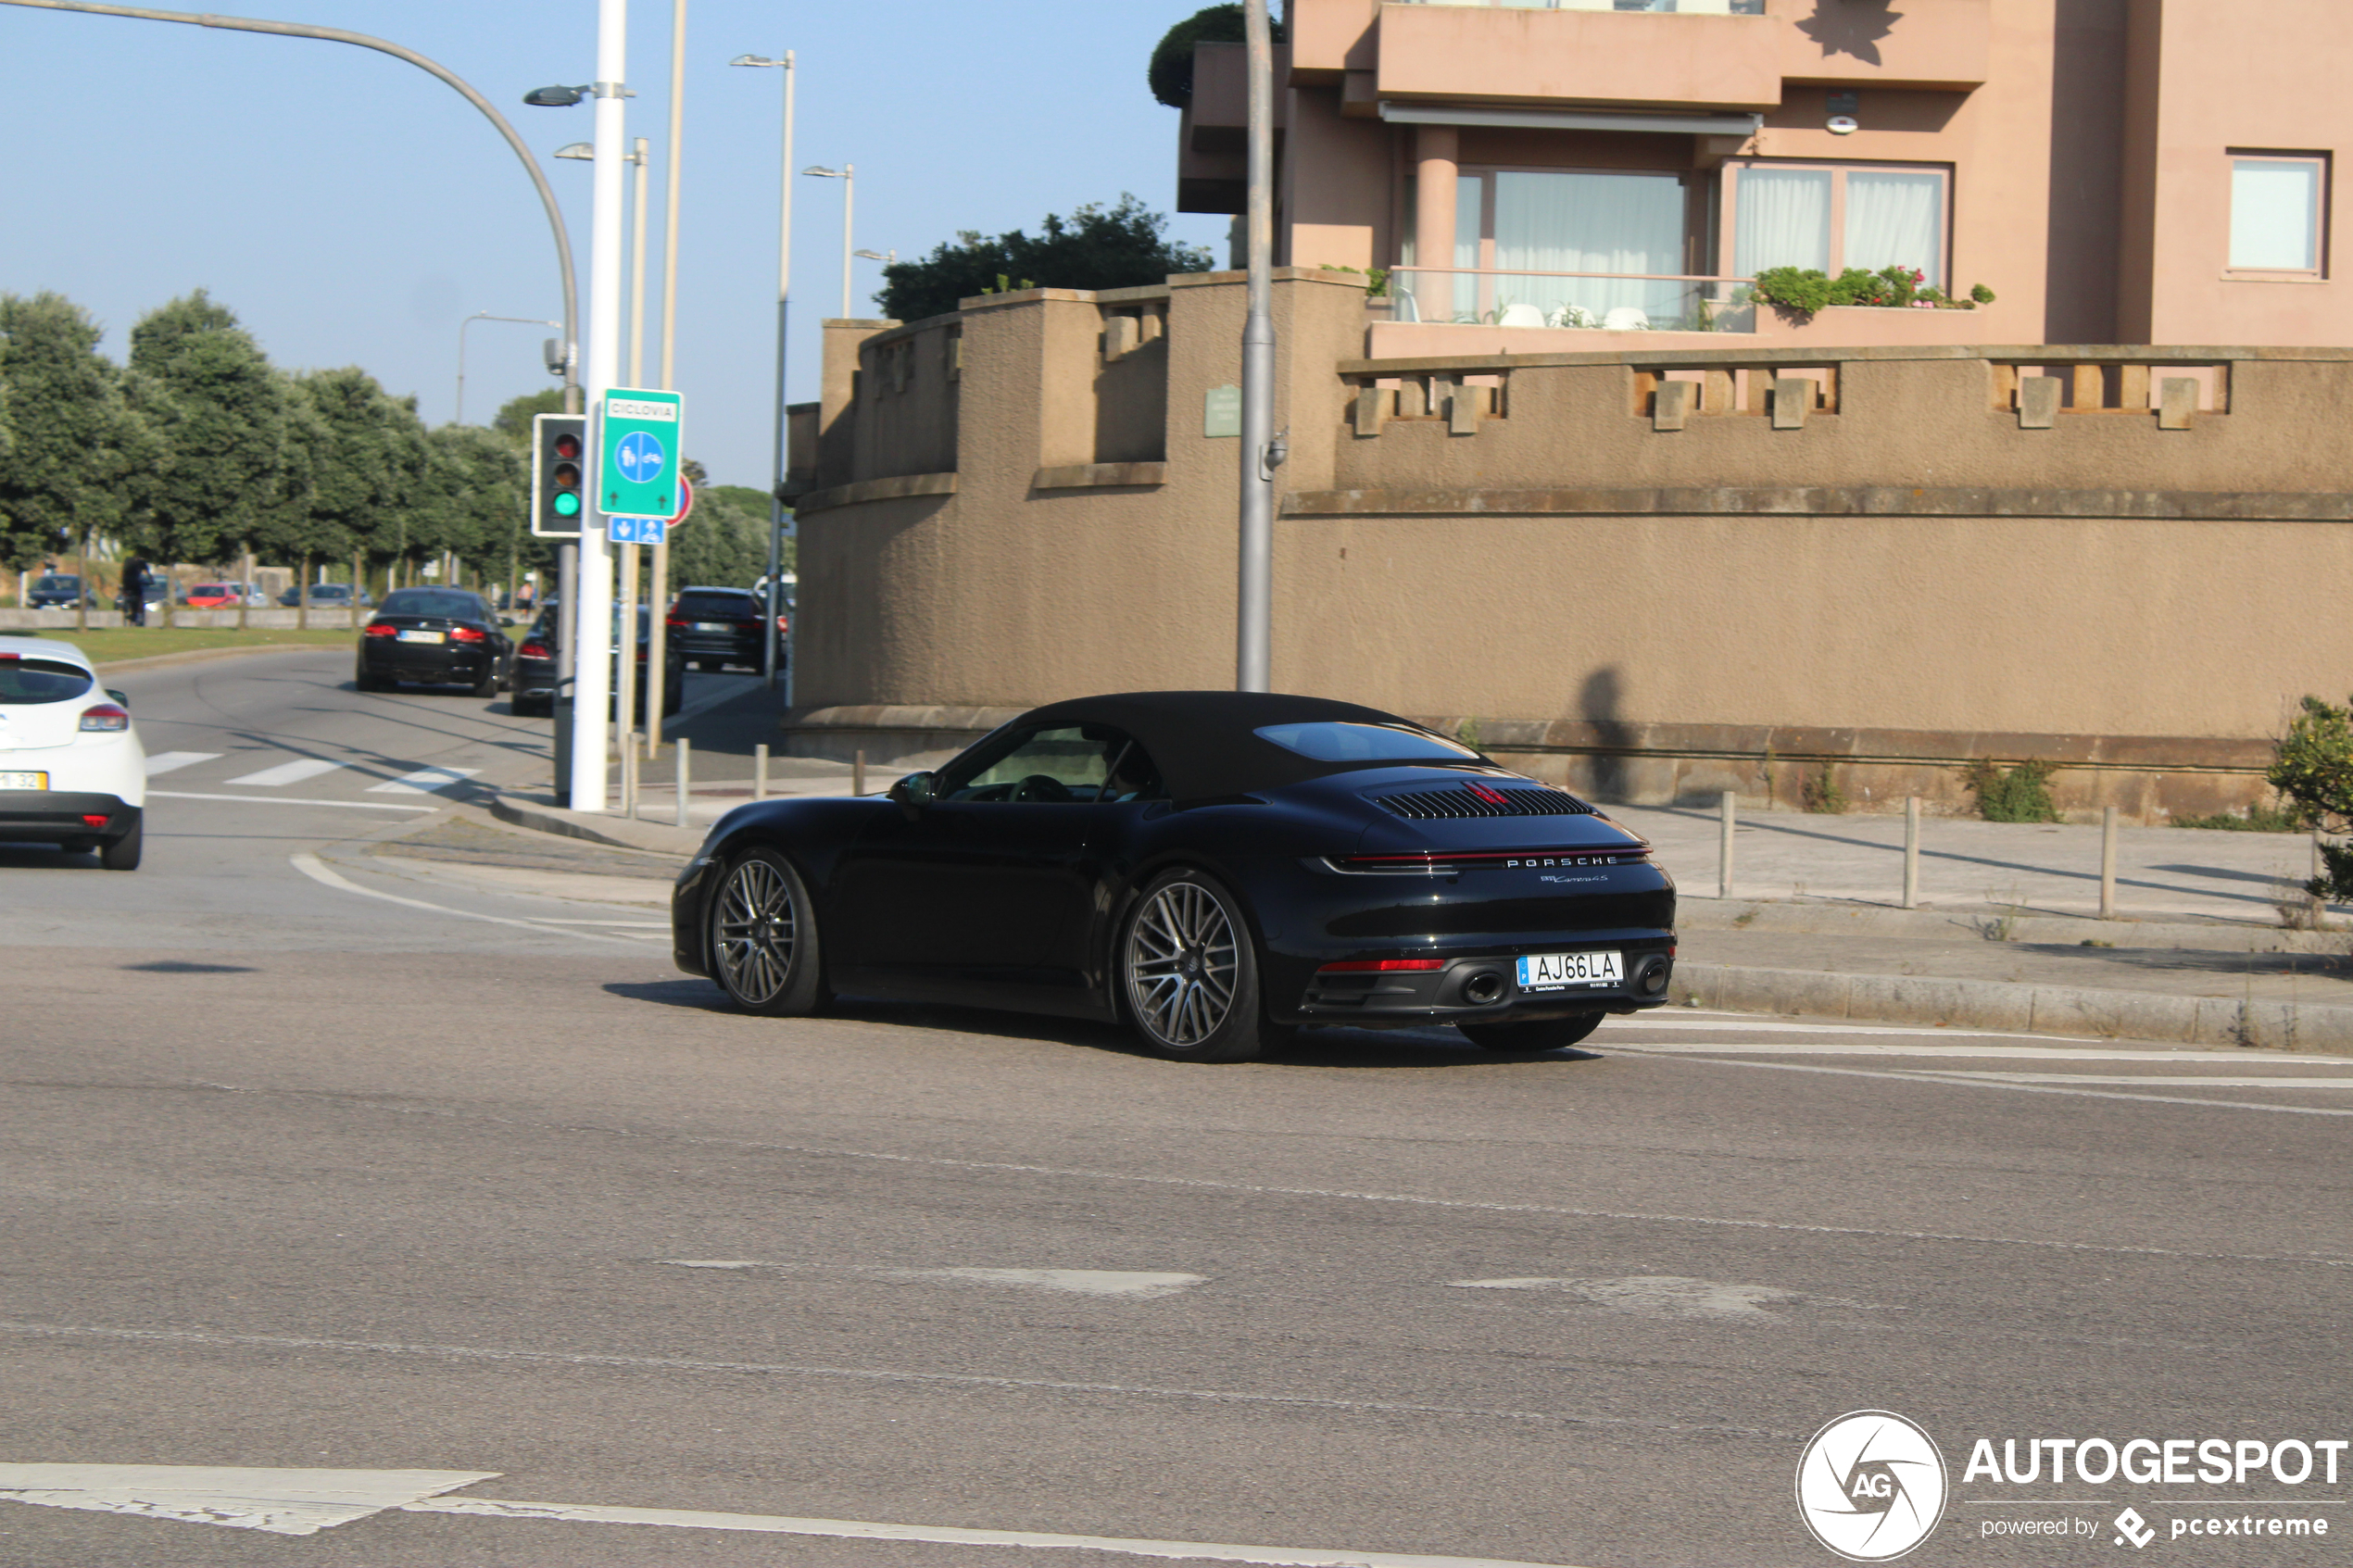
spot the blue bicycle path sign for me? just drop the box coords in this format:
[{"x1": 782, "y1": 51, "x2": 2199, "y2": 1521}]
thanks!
[{"x1": 595, "y1": 388, "x2": 684, "y2": 521}]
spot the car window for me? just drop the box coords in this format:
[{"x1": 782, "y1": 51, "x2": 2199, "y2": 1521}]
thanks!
[
  {"x1": 380, "y1": 589, "x2": 484, "y2": 620},
  {"x1": 1254, "y1": 721, "x2": 1479, "y2": 763},
  {"x1": 0, "y1": 658, "x2": 96, "y2": 705},
  {"x1": 34, "y1": 576, "x2": 79, "y2": 592},
  {"x1": 675, "y1": 591, "x2": 758, "y2": 617},
  {"x1": 940, "y1": 724, "x2": 1162, "y2": 804}
]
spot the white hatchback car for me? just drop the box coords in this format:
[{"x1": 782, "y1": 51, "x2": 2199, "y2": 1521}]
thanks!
[{"x1": 0, "y1": 636, "x2": 145, "y2": 870}]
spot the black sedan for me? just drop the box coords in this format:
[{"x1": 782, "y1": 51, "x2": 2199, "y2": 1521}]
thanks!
[
  {"x1": 25, "y1": 574, "x2": 91, "y2": 610},
  {"x1": 672, "y1": 691, "x2": 1676, "y2": 1061},
  {"x1": 354, "y1": 588, "x2": 512, "y2": 696},
  {"x1": 510, "y1": 602, "x2": 685, "y2": 721},
  {"x1": 665, "y1": 585, "x2": 774, "y2": 671}
]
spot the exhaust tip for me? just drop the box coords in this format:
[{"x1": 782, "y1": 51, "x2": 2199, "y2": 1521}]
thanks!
[
  {"x1": 1463, "y1": 971, "x2": 1505, "y2": 1005},
  {"x1": 1637, "y1": 959, "x2": 1669, "y2": 996}
]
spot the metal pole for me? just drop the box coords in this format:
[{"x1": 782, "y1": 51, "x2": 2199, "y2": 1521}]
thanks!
[
  {"x1": 613, "y1": 135, "x2": 648, "y2": 757},
  {"x1": 628, "y1": 138, "x2": 648, "y2": 385},
  {"x1": 569, "y1": 0, "x2": 627, "y2": 813},
  {"x1": 2099, "y1": 805, "x2": 2119, "y2": 920},
  {"x1": 753, "y1": 742, "x2": 768, "y2": 801},
  {"x1": 839, "y1": 164, "x2": 854, "y2": 320},
  {"x1": 1903, "y1": 796, "x2": 1920, "y2": 909},
  {"x1": 763, "y1": 55, "x2": 796, "y2": 697},
  {"x1": 645, "y1": 5, "x2": 686, "y2": 755},
  {"x1": 674, "y1": 735, "x2": 691, "y2": 828},
  {"x1": 1718, "y1": 790, "x2": 1736, "y2": 900},
  {"x1": 853, "y1": 748, "x2": 865, "y2": 798},
  {"x1": 1234, "y1": 0, "x2": 1275, "y2": 693}
]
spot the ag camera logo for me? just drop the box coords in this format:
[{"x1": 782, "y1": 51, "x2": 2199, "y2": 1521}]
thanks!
[{"x1": 1797, "y1": 1411, "x2": 1949, "y2": 1561}]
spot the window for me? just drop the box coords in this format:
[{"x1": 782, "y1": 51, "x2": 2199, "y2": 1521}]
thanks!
[
  {"x1": 941, "y1": 724, "x2": 1163, "y2": 804},
  {"x1": 0, "y1": 659, "x2": 95, "y2": 705},
  {"x1": 1405, "y1": 166, "x2": 1693, "y2": 325},
  {"x1": 1730, "y1": 162, "x2": 1948, "y2": 287},
  {"x1": 2230, "y1": 155, "x2": 2325, "y2": 274},
  {"x1": 1254, "y1": 722, "x2": 1479, "y2": 763}
]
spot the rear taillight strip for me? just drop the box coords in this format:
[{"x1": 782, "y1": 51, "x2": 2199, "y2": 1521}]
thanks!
[{"x1": 1327, "y1": 849, "x2": 1646, "y2": 874}]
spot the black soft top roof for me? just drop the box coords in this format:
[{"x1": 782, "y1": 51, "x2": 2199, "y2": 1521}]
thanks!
[{"x1": 1011, "y1": 689, "x2": 1474, "y2": 799}]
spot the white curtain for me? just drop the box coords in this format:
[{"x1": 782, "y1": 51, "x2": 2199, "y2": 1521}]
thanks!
[
  {"x1": 1844, "y1": 169, "x2": 1944, "y2": 285},
  {"x1": 2231, "y1": 159, "x2": 2320, "y2": 270},
  {"x1": 1492, "y1": 169, "x2": 1685, "y2": 323},
  {"x1": 1733, "y1": 166, "x2": 1831, "y2": 277},
  {"x1": 1453, "y1": 173, "x2": 1482, "y2": 320}
]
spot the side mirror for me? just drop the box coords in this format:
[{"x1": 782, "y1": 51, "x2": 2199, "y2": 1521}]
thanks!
[
  {"x1": 106, "y1": 689, "x2": 130, "y2": 709},
  {"x1": 887, "y1": 771, "x2": 937, "y2": 816}
]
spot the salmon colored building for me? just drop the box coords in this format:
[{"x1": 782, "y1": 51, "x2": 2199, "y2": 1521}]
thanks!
[{"x1": 1176, "y1": 0, "x2": 2353, "y2": 356}]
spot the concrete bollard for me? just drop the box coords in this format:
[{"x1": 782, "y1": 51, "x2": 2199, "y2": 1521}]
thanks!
[
  {"x1": 753, "y1": 743, "x2": 768, "y2": 802},
  {"x1": 854, "y1": 748, "x2": 866, "y2": 797},
  {"x1": 2101, "y1": 806, "x2": 2120, "y2": 919},
  {"x1": 620, "y1": 732, "x2": 637, "y2": 820},
  {"x1": 674, "y1": 737, "x2": 691, "y2": 829},
  {"x1": 1903, "y1": 797, "x2": 1920, "y2": 909},
  {"x1": 1718, "y1": 791, "x2": 1735, "y2": 900}
]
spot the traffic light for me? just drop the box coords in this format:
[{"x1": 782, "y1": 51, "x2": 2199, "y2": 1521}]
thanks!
[{"x1": 531, "y1": 412, "x2": 587, "y2": 538}]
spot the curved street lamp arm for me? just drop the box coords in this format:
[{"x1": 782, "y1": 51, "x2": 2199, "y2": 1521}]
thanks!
[{"x1": 0, "y1": 0, "x2": 580, "y2": 410}]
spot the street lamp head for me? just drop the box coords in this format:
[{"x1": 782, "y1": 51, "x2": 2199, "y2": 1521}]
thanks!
[
  {"x1": 553, "y1": 142, "x2": 594, "y2": 161},
  {"x1": 802, "y1": 165, "x2": 847, "y2": 179},
  {"x1": 729, "y1": 53, "x2": 780, "y2": 67},
  {"x1": 522, "y1": 83, "x2": 589, "y2": 107},
  {"x1": 853, "y1": 249, "x2": 896, "y2": 263}
]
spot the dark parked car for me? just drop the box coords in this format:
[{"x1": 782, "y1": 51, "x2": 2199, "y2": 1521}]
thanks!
[
  {"x1": 24, "y1": 574, "x2": 92, "y2": 610},
  {"x1": 672, "y1": 691, "x2": 1677, "y2": 1061},
  {"x1": 665, "y1": 585, "x2": 774, "y2": 672},
  {"x1": 282, "y1": 583, "x2": 373, "y2": 609},
  {"x1": 509, "y1": 602, "x2": 686, "y2": 721},
  {"x1": 354, "y1": 588, "x2": 512, "y2": 696}
]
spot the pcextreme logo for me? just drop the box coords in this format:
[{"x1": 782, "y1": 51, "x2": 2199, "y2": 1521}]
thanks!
[{"x1": 1797, "y1": 1410, "x2": 1951, "y2": 1562}]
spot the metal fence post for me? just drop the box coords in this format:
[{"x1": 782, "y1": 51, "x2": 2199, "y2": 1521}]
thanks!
[
  {"x1": 674, "y1": 736, "x2": 691, "y2": 829},
  {"x1": 2100, "y1": 806, "x2": 2120, "y2": 919},
  {"x1": 1903, "y1": 797, "x2": 1920, "y2": 909},
  {"x1": 1718, "y1": 790, "x2": 1735, "y2": 900}
]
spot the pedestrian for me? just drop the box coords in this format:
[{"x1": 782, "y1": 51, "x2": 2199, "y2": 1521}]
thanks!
[{"x1": 120, "y1": 558, "x2": 150, "y2": 626}]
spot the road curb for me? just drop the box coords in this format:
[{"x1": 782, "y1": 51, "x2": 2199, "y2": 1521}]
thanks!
[
  {"x1": 1675, "y1": 962, "x2": 2353, "y2": 1055},
  {"x1": 94, "y1": 642, "x2": 346, "y2": 675},
  {"x1": 488, "y1": 794, "x2": 699, "y2": 856}
]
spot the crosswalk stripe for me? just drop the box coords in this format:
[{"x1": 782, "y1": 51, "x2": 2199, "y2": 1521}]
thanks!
[
  {"x1": 1930, "y1": 1072, "x2": 2353, "y2": 1088},
  {"x1": 141, "y1": 751, "x2": 220, "y2": 777},
  {"x1": 366, "y1": 766, "x2": 481, "y2": 796},
  {"x1": 227, "y1": 757, "x2": 347, "y2": 787}
]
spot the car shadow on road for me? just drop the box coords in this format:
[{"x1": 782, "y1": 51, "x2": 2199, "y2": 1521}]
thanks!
[{"x1": 601, "y1": 979, "x2": 1605, "y2": 1067}]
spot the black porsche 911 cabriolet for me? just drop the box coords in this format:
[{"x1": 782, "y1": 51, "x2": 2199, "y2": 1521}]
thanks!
[{"x1": 672, "y1": 691, "x2": 1676, "y2": 1061}]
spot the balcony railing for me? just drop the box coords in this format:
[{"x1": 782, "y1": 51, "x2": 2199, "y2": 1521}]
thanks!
[
  {"x1": 1401, "y1": 0, "x2": 1767, "y2": 14},
  {"x1": 1388, "y1": 265, "x2": 1757, "y2": 333}
]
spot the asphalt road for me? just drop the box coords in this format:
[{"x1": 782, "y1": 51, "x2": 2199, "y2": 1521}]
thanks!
[{"x1": 3, "y1": 648, "x2": 2347, "y2": 1568}]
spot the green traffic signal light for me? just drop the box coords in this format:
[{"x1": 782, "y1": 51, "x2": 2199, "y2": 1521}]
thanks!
[{"x1": 554, "y1": 492, "x2": 581, "y2": 518}]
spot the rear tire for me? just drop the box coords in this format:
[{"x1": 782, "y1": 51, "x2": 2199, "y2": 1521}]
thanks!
[
  {"x1": 471, "y1": 665, "x2": 498, "y2": 698},
  {"x1": 707, "y1": 847, "x2": 828, "y2": 1016},
  {"x1": 100, "y1": 820, "x2": 143, "y2": 872},
  {"x1": 354, "y1": 663, "x2": 389, "y2": 692},
  {"x1": 1119, "y1": 870, "x2": 1269, "y2": 1062},
  {"x1": 1459, "y1": 1012, "x2": 1604, "y2": 1052}
]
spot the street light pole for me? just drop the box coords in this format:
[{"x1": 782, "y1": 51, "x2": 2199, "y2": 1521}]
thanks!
[
  {"x1": 568, "y1": 0, "x2": 628, "y2": 815},
  {"x1": 615, "y1": 133, "x2": 650, "y2": 766},
  {"x1": 803, "y1": 164, "x2": 853, "y2": 320},
  {"x1": 456, "y1": 311, "x2": 559, "y2": 426},
  {"x1": 736, "y1": 51, "x2": 795, "y2": 697},
  {"x1": 642, "y1": 0, "x2": 688, "y2": 758},
  {"x1": 1235, "y1": 0, "x2": 1276, "y2": 693}
]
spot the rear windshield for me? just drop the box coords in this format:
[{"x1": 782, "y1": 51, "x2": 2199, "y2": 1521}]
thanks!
[
  {"x1": 1254, "y1": 721, "x2": 1480, "y2": 763},
  {"x1": 380, "y1": 589, "x2": 484, "y2": 620},
  {"x1": 192, "y1": 583, "x2": 232, "y2": 596},
  {"x1": 675, "y1": 591, "x2": 759, "y2": 617},
  {"x1": 0, "y1": 658, "x2": 95, "y2": 705},
  {"x1": 31, "y1": 576, "x2": 79, "y2": 592}
]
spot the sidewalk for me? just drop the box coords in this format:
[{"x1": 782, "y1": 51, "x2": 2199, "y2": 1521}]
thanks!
[{"x1": 483, "y1": 781, "x2": 2353, "y2": 1055}]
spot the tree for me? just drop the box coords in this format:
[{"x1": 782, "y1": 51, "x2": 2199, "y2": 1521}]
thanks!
[
  {"x1": 2270, "y1": 696, "x2": 2353, "y2": 898},
  {"x1": 1149, "y1": 3, "x2": 1282, "y2": 109},
  {"x1": 668, "y1": 459, "x2": 786, "y2": 590},
  {"x1": 415, "y1": 422, "x2": 527, "y2": 583},
  {"x1": 123, "y1": 291, "x2": 287, "y2": 572},
  {"x1": 492, "y1": 387, "x2": 566, "y2": 445},
  {"x1": 875, "y1": 195, "x2": 1214, "y2": 322},
  {"x1": 0, "y1": 293, "x2": 141, "y2": 581},
  {"x1": 281, "y1": 366, "x2": 427, "y2": 593}
]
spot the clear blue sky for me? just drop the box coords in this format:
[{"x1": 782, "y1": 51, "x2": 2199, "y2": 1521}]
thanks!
[{"x1": 0, "y1": 1, "x2": 1228, "y2": 489}]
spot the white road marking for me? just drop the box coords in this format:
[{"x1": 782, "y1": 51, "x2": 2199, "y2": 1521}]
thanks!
[
  {"x1": 1665, "y1": 1053, "x2": 2353, "y2": 1119},
  {"x1": 0, "y1": 1462, "x2": 1591, "y2": 1564},
  {"x1": 368, "y1": 765, "x2": 481, "y2": 795},
  {"x1": 0, "y1": 1464, "x2": 496, "y2": 1537},
  {"x1": 887, "y1": 1268, "x2": 1205, "y2": 1299},
  {"x1": 148, "y1": 789, "x2": 434, "y2": 813},
  {"x1": 225, "y1": 757, "x2": 346, "y2": 786},
  {"x1": 1611, "y1": 1039, "x2": 2352, "y2": 1063},
  {"x1": 288, "y1": 853, "x2": 646, "y2": 945},
  {"x1": 403, "y1": 1494, "x2": 1587, "y2": 1566},
  {"x1": 1451, "y1": 1276, "x2": 1800, "y2": 1320},
  {"x1": 140, "y1": 751, "x2": 220, "y2": 777},
  {"x1": 0, "y1": 1320, "x2": 1776, "y2": 1437},
  {"x1": 1926, "y1": 1072, "x2": 2353, "y2": 1088},
  {"x1": 661, "y1": 1260, "x2": 771, "y2": 1270},
  {"x1": 1642, "y1": 1013, "x2": 2075, "y2": 1040}
]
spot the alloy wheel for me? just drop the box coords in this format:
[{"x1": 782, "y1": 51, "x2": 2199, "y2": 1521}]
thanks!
[
  {"x1": 714, "y1": 856, "x2": 798, "y2": 1006},
  {"x1": 1125, "y1": 880, "x2": 1239, "y2": 1047}
]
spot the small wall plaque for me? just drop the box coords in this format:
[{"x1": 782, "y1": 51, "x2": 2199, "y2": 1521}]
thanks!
[{"x1": 1203, "y1": 383, "x2": 1241, "y2": 438}]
